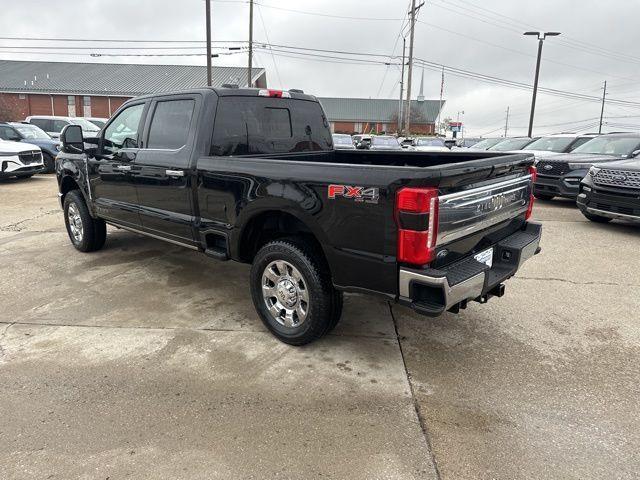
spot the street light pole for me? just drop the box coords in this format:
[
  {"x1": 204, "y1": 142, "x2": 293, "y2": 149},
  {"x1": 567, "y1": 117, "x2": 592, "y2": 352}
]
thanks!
[
  {"x1": 524, "y1": 31, "x2": 560, "y2": 137},
  {"x1": 205, "y1": 0, "x2": 212, "y2": 86}
]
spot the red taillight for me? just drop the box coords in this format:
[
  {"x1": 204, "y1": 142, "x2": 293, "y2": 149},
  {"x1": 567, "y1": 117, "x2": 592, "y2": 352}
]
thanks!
[
  {"x1": 395, "y1": 187, "x2": 439, "y2": 265},
  {"x1": 525, "y1": 165, "x2": 537, "y2": 220}
]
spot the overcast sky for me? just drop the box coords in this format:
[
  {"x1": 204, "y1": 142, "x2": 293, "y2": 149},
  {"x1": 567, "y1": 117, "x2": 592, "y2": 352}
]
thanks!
[{"x1": 1, "y1": 0, "x2": 639, "y2": 136}]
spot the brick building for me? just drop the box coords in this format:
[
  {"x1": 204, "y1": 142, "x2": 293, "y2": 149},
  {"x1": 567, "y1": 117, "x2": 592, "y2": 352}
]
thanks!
[
  {"x1": 319, "y1": 97, "x2": 443, "y2": 135},
  {"x1": 0, "y1": 60, "x2": 443, "y2": 134},
  {"x1": 0, "y1": 60, "x2": 267, "y2": 121}
]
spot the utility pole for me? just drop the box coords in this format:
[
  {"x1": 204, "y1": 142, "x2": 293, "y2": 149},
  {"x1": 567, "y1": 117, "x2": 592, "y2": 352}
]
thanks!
[
  {"x1": 524, "y1": 31, "x2": 561, "y2": 137},
  {"x1": 398, "y1": 38, "x2": 406, "y2": 134},
  {"x1": 599, "y1": 80, "x2": 607, "y2": 134},
  {"x1": 247, "y1": 0, "x2": 254, "y2": 87},
  {"x1": 504, "y1": 106, "x2": 510, "y2": 137},
  {"x1": 404, "y1": 1, "x2": 423, "y2": 134},
  {"x1": 205, "y1": 0, "x2": 212, "y2": 86}
]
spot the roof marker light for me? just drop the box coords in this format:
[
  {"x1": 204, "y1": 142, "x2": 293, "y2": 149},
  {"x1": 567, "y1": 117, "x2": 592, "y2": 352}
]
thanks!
[{"x1": 258, "y1": 89, "x2": 291, "y2": 98}]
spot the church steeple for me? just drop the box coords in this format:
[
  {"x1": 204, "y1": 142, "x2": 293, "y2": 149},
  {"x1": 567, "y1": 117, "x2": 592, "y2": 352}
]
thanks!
[{"x1": 417, "y1": 66, "x2": 425, "y2": 102}]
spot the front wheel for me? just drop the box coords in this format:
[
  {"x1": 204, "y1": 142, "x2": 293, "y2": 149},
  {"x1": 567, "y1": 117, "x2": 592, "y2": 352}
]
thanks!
[
  {"x1": 63, "y1": 190, "x2": 107, "y2": 252},
  {"x1": 250, "y1": 238, "x2": 341, "y2": 345},
  {"x1": 582, "y1": 211, "x2": 612, "y2": 224}
]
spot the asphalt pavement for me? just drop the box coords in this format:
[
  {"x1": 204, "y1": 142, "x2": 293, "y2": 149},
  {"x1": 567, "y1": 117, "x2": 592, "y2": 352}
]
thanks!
[{"x1": 1, "y1": 175, "x2": 638, "y2": 479}]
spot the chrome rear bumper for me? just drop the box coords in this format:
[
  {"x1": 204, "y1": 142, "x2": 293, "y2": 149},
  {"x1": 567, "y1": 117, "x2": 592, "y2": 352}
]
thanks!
[{"x1": 398, "y1": 222, "x2": 542, "y2": 316}]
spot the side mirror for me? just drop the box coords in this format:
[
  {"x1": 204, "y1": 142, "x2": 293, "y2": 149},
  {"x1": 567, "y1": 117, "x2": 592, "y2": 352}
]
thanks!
[{"x1": 60, "y1": 124, "x2": 84, "y2": 153}]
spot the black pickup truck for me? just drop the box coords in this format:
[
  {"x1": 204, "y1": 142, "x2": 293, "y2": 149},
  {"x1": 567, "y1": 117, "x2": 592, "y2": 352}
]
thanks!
[{"x1": 56, "y1": 87, "x2": 542, "y2": 345}]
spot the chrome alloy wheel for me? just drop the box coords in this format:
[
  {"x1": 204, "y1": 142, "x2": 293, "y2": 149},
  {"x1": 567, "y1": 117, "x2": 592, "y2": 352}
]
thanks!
[
  {"x1": 261, "y1": 260, "x2": 309, "y2": 328},
  {"x1": 67, "y1": 203, "x2": 84, "y2": 243}
]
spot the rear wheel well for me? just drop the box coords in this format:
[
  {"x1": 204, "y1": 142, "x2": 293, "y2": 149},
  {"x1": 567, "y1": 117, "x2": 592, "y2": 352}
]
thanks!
[{"x1": 239, "y1": 211, "x2": 328, "y2": 268}]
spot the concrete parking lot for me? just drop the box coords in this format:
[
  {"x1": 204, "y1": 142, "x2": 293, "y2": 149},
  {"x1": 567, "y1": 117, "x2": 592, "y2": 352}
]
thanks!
[{"x1": 1, "y1": 175, "x2": 638, "y2": 479}]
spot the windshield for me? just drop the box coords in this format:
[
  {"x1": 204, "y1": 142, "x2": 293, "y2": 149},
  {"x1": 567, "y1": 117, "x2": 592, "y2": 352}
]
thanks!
[
  {"x1": 70, "y1": 118, "x2": 100, "y2": 131},
  {"x1": 571, "y1": 136, "x2": 640, "y2": 156},
  {"x1": 12, "y1": 124, "x2": 51, "y2": 140},
  {"x1": 524, "y1": 136, "x2": 575, "y2": 153},
  {"x1": 332, "y1": 135, "x2": 352, "y2": 145},
  {"x1": 489, "y1": 138, "x2": 533, "y2": 151},
  {"x1": 416, "y1": 138, "x2": 445, "y2": 147},
  {"x1": 372, "y1": 136, "x2": 399, "y2": 147},
  {"x1": 472, "y1": 138, "x2": 502, "y2": 150}
]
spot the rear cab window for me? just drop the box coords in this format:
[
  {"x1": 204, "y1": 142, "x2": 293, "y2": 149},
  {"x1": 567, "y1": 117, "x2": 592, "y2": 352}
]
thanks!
[{"x1": 210, "y1": 96, "x2": 332, "y2": 156}]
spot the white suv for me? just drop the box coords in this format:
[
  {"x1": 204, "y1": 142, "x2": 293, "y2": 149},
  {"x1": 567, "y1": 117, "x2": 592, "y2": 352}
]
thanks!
[
  {"x1": 0, "y1": 139, "x2": 44, "y2": 179},
  {"x1": 24, "y1": 116, "x2": 100, "y2": 139}
]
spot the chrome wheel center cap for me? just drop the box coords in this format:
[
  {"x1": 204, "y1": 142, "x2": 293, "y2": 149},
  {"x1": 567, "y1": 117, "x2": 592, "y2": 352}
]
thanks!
[{"x1": 277, "y1": 279, "x2": 298, "y2": 307}]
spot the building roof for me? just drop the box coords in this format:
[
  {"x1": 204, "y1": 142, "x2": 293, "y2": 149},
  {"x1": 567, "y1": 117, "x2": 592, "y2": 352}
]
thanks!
[
  {"x1": 0, "y1": 60, "x2": 266, "y2": 96},
  {"x1": 319, "y1": 97, "x2": 443, "y2": 124}
]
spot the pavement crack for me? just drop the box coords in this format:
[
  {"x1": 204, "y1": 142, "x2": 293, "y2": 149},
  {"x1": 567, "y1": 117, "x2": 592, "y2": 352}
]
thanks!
[
  {"x1": 515, "y1": 275, "x2": 640, "y2": 288},
  {"x1": 388, "y1": 302, "x2": 443, "y2": 480},
  {"x1": 0, "y1": 209, "x2": 59, "y2": 232},
  {"x1": 0, "y1": 322, "x2": 15, "y2": 357}
]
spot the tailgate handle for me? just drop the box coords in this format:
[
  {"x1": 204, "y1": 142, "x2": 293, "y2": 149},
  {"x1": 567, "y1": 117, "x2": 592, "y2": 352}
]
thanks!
[{"x1": 166, "y1": 169, "x2": 185, "y2": 177}]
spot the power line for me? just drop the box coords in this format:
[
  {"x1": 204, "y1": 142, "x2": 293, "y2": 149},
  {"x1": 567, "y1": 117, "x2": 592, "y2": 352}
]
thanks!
[
  {"x1": 0, "y1": 35, "x2": 242, "y2": 44},
  {"x1": 254, "y1": 1, "x2": 402, "y2": 21},
  {"x1": 454, "y1": 0, "x2": 640, "y2": 65},
  {"x1": 255, "y1": 3, "x2": 283, "y2": 88},
  {"x1": 4, "y1": 38, "x2": 640, "y2": 109},
  {"x1": 432, "y1": 0, "x2": 640, "y2": 69}
]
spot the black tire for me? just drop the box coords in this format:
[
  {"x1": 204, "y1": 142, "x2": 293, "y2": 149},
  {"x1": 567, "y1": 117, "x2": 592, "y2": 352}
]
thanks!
[
  {"x1": 582, "y1": 211, "x2": 612, "y2": 223},
  {"x1": 63, "y1": 190, "x2": 107, "y2": 252},
  {"x1": 534, "y1": 192, "x2": 555, "y2": 201},
  {"x1": 250, "y1": 238, "x2": 341, "y2": 345},
  {"x1": 42, "y1": 152, "x2": 55, "y2": 173}
]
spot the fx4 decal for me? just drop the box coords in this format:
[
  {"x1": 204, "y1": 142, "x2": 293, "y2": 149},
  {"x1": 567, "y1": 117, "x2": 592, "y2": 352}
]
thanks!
[{"x1": 328, "y1": 184, "x2": 380, "y2": 204}]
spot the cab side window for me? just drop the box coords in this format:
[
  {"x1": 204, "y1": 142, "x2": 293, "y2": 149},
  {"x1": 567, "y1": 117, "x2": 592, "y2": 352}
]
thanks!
[
  {"x1": 52, "y1": 120, "x2": 70, "y2": 133},
  {"x1": 31, "y1": 119, "x2": 51, "y2": 132},
  {"x1": 146, "y1": 99, "x2": 195, "y2": 150},
  {"x1": 103, "y1": 103, "x2": 145, "y2": 154}
]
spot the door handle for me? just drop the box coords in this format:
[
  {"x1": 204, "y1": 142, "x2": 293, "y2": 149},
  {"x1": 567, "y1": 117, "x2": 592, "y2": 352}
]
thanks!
[
  {"x1": 165, "y1": 169, "x2": 185, "y2": 177},
  {"x1": 116, "y1": 164, "x2": 132, "y2": 171}
]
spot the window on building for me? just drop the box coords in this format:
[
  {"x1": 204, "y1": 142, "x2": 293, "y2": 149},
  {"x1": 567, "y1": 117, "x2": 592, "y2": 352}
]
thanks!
[
  {"x1": 67, "y1": 95, "x2": 76, "y2": 117},
  {"x1": 83, "y1": 96, "x2": 91, "y2": 117},
  {"x1": 147, "y1": 99, "x2": 195, "y2": 150}
]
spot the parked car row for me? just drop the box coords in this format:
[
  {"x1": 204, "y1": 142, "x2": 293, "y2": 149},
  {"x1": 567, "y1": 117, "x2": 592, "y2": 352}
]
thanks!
[
  {"x1": 330, "y1": 130, "x2": 640, "y2": 226},
  {"x1": 0, "y1": 115, "x2": 109, "y2": 179},
  {"x1": 462, "y1": 131, "x2": 640, "y2": 225}
]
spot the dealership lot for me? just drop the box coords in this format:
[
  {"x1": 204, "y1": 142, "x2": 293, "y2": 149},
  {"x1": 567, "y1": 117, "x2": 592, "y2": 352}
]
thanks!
[{"x1": 1, "y1": 176, "x2": 638, "y2": 479}]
